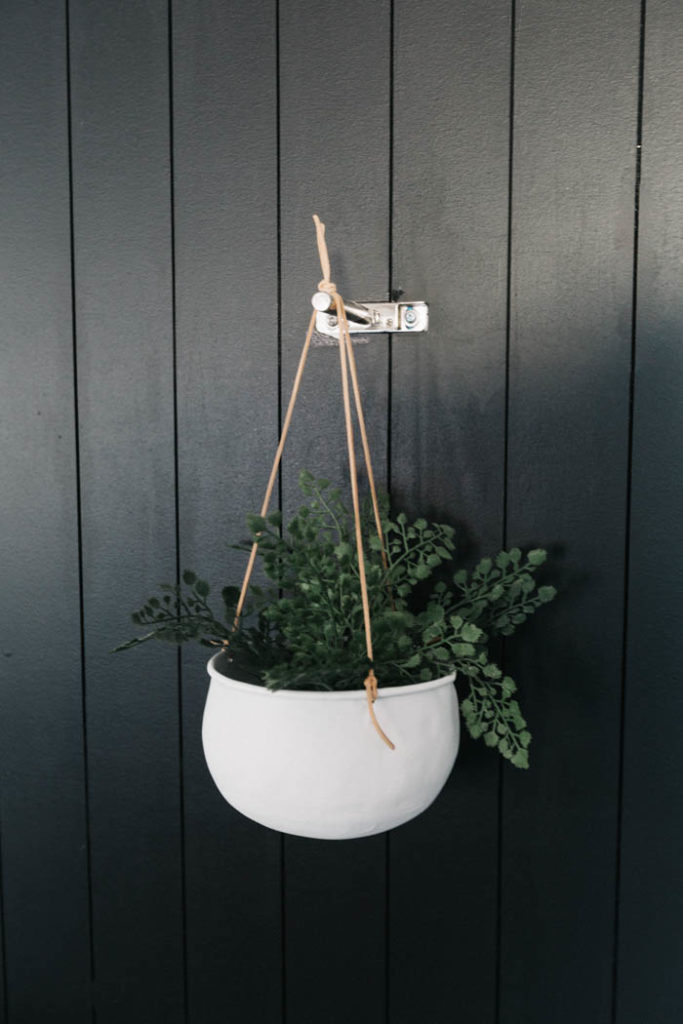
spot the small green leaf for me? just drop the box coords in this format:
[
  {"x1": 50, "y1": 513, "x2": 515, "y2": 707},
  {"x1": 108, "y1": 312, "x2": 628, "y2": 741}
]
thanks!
[
  {"x1": 511, "y1": 749, "x2": 529, "y2": 769},
  {"x1": 527, "y1": 548, "x2": 547, "y2": 566},
  {"x1": 246, "y1": 513, "x2": 267, "y2": 534},
  {"x1": 483, "y1": 663, "x2": 503, "y2": 679},
  {"x1": 195, "y1": 579, "x2": 210, "y2": 598},
  {"x1": 182, "y1": 570, "x2": 197, "y2": 585}
]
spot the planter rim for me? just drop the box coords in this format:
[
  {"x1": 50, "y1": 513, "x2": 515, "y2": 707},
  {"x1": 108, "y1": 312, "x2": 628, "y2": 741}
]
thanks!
[{"x1": 207, "y1": 651, "x2": 456, "y2": 701}]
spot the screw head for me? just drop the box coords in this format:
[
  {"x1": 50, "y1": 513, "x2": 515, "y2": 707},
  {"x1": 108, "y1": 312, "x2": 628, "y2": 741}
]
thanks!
[{"x1": 403, "y1": 306, "x2": 417, "y2": 327}]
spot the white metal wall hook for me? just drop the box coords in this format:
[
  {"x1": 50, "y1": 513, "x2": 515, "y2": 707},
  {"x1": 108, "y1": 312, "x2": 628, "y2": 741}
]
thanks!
[{"x1": 312, "y1": 291, "x2": 429, "y2": 338}]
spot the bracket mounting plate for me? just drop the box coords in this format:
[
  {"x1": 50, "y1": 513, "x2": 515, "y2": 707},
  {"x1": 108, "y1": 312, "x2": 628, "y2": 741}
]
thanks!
[{"x1": 314, "y1": 299, "x2": 429, "y2": 338}]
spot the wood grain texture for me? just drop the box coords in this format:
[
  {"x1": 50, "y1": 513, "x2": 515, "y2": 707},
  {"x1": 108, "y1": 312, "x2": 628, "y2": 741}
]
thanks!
[
  {"x1": 68, "y1": 2, "x2": 185, "y2": 1020},
  {"x1": 279, "y1": 1, "x2": 390, "y2": 1020},
  {"x1": 618, "y1": 3, "x2": 683, "y2": 1021},
  {"x1": 501, "y1": 2, "x2": 640, "y2": 1022},
  {"x1": 0, "y1": 1, "x2": 91, "y2": 1019},
  {"x1": 389, "y1": 2, "x2": 511, "y2": 1021},
  {"x1": 172, "y1": 2, "x2": 283, "y2": 1021}
]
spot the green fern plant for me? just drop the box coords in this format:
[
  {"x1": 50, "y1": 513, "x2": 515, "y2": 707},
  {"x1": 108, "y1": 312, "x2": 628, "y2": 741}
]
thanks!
[{"x1": 115, "y1": 471, "x2": 556, "y2": 768}]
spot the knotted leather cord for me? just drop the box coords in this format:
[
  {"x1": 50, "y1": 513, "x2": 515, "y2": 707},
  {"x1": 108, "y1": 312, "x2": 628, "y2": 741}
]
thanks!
[
  {"x1": 230, "y1": 307, "x2": 317, "y2": 631},
  {"x1": 312, "y1": 216, "x2": 392, "y2": 589},
  {"x1": 314, "y1": 215, "x2": 394, "y2": 749},
  {"x1": 229, "y1": 214, "x2": 395, "y2": 749},
  {"x1": 333, "y1": 291, "x2": 395, "y2": 749},
  {"x1": 336, "y1": 296, "x2": 394, "y2": 607}
]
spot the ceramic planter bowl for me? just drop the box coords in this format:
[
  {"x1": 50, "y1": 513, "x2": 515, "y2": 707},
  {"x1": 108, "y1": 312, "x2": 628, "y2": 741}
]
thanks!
[{"x1": 202, "y1": 651, "x2": 459, "y2": 840}]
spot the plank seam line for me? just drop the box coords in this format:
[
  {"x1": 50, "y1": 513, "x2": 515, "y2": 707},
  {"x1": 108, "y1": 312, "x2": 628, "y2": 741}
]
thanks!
[
  {"x1": 496, "y1": 0, "x2": 517, "y2": 1020},
  {"x1": 166, "y1": 2, "x2": 189, "y2": 1020},
  {"x1": 611, "y1": 2, "x2": 647, "y2": 1021},
  {"x1": 65, "y1": 1, "x2": 97, "y2": 1018},
  {"x1": 275, "y1": 3, "x2": 287, "y2": 1022},
  {"x1": 385, "y1": 3, "x2": 395, "y2": 1023}
]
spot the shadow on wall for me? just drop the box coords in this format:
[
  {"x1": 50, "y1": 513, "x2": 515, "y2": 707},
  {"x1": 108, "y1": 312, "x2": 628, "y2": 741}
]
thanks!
[{"x1": 384, "y1": 306, "x2": 643, "y2": 784}]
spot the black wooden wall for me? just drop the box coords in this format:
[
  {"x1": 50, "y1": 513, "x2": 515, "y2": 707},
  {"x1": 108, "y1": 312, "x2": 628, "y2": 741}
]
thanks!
[{"x1": 1, "y1": 1, "x2": 681, "y2": 1022}]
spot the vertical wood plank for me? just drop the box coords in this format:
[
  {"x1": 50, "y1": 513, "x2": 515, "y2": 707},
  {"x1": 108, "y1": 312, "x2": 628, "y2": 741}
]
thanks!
[
  {"x1": 172, "y1": 2, "x2": 283, "y2": 1021},
  {"x1": 279, "y1": 1, "x2": 390, "y2": 1021},
  {"x1": 618, "y1": 3, "x2": 683, "y2": 1020},
  {"x1": 69, "y1": 2, "x2": 185, "y2": 1020},
  {"x1": 501, "y1": 2, "x2": 640, "y2": 1022},
  {"x1": 389, "y1": 2, "x2": 511, "y2": 1022},
  {"x1": 0, "y1": 1, "x2": 91, "y2": 1019}
]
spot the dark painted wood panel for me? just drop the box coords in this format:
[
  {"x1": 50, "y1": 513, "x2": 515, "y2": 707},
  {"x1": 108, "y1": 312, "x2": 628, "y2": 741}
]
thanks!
[
  {"x1": 69, "y1": 2, "x2": 185, "y2": 1020},
  {"x1": 0, "y1": 1, "x2": 91, "y2": 1020},
  {"x1": 278, "y1": 2, "x2": 391, "y2": 1021},
  {"x1": 172, "y1": 2, "x2": 283, "y2": 1021},
  {"x1": 501, "y1": 3, "x2": 640, "y2": 1022},
  {"x1": 618, "y1": 4, "x2": 683, "y2": 1021},
  {"x1": 3, "y1": 2, "x2": 680, "y2": 1021},
  {"x1": 389, "y1": 2, "x2": 511, "y2": 1022}
]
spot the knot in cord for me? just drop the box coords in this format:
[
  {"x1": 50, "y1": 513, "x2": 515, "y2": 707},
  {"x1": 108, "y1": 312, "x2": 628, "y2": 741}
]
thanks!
[
  {"x1": 318, "y1": 277, "x2": 337, "y2": 296},
  {"x1": 364, "y1": 669, "x2": 379, "y2": 702},
  {"x1": 364, "y1": 670, "x2": 395, "y2": 750}
]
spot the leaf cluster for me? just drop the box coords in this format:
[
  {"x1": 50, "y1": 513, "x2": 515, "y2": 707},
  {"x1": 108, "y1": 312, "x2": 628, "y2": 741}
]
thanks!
[{"x1": 115, "y1": 471, "x2": 557, "y2": 768}]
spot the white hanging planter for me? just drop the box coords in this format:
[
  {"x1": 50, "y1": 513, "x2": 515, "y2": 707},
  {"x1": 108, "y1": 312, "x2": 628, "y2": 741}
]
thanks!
[{"x1": 202, "y1": 651, "x2": 460, "y2": 840}]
